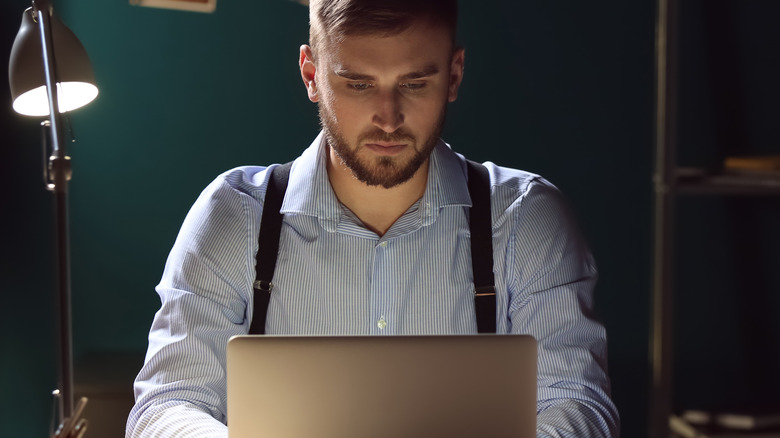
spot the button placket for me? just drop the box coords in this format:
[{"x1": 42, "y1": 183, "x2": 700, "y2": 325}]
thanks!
[{"x1": 370, "y1": 239, "x2": 389, "y2": 334}]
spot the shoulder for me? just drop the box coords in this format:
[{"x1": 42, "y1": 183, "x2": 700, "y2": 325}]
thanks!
[
  {"x1": 474, "y1": 161, "x2": 586, "y2": 260},
  {"x1": 474, "y1": 162, "x2": 596, "y2": 289},
  {"x1": 194, "y1": 163, "x2": 298, "y2": 211},
  {"x1": 481, "y1": 161, "x2": 593, "y2": 267},
  {"x1": 209, "y1": 165, "x2": 273, "y2": 201},
  {"x1": 176, "y1": 165, "x2": 288, "y2": 247},
  {"x1": 476, "y1": 162, "x2": 566, "y2": 221},
  {"x1": 482, "y1": 162, "x2": 545, "y2": 196},
  {"x1": 443, "y1": 144, "x2": 569, "y2": 227}
]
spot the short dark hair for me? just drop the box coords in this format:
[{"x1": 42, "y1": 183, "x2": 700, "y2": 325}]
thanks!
[{"x1": 309, "y1": 0, "x2": 458, "y2": 58}]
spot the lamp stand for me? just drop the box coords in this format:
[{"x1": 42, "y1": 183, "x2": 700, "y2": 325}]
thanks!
[{"x1": 33, "y1": 1, "x2": 88, "y2": 436}]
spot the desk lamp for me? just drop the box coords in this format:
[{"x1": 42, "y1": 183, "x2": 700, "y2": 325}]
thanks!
[{"x1": 8, "y1": 0, "x2": 98, "y2": 436}]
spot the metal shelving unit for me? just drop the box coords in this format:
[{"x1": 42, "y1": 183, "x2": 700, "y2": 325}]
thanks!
[{"x1": 650, "y1": 1, "x2": 780, "y2": 436}]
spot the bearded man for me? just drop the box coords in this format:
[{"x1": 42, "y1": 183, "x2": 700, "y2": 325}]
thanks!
[{"x1": 127, "y1": 1, "x2": 620, "y2": 436}]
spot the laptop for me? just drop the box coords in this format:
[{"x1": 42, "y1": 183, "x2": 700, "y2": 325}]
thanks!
[{"x1": 226, "y1": 334, "x2": 537, "y2": 438}]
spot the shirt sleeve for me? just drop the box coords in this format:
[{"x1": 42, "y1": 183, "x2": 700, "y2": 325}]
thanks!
[
  {"x1": 126, "y1": 171, "x2": 265, "y2": 438},
  {"x1": 503, "y1": 178, "x2": 620, "y2": 438}
]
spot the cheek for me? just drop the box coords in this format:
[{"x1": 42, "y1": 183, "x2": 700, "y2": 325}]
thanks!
[
  {"x1": 331, "y1": 97, "x2": 370, "y2": 124},
  {"x1": 324, "y1": 98, "x2": 369, "y2": 139},
  {"x1": 318, "y1": 85, "x2": 337, "y2": 111},
  {"x1": 408, "y1": 98, "x2": 446, "y2": 125}
]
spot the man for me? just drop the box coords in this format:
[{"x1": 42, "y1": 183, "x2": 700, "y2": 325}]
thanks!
[{"x1": 127, "y1": 0, "x2": 620, "y2": 436}]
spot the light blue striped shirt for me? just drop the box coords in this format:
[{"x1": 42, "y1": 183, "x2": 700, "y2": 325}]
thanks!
[{"x1": 128, "y1": 132, "x2": 619, "y2": 437}]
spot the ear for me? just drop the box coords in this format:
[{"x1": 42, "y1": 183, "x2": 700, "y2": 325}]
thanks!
[
  {"x1": 447, "y1": 47, "x2": 465, "y2": 102},
  {"x1": 300, "y1": 45, "x2": 319, "y2": 102}
]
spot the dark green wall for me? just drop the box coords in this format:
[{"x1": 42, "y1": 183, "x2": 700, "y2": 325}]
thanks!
[{"x1": 2, "y1": 1, "x2": 658, "y2": 436}]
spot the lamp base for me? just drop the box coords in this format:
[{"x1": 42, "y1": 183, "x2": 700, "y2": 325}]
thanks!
[{"x1": 52, "y1": 392, "x2": 88, "y2": 438}]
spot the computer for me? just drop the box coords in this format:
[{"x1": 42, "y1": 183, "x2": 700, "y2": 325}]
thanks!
[{"x1": 227, "y1": 334, "x2": 537, "y2": 438}]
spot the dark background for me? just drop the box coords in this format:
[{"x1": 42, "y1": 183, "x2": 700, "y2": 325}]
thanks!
[{"x1": 2, "y1": 1, "x2": 778, "y2": 437}]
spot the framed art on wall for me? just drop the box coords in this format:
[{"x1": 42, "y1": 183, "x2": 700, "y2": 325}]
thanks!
[{"x1": 130, "y1": 0, "x2": 216, "y2": 13}]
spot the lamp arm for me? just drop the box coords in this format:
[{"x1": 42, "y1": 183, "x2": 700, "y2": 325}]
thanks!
[
  {"x1": 33, "y1": 0, "x2": 76, "y2": 427},
  {"x1": 35, "y1": 0, "x2": 68, "y2": 173}
]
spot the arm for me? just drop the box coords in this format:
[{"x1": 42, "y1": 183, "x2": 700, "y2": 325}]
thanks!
[
  {"x1": 127, "y1": 170, "x2": 266, "y2": 438},
  {"x1": 504, "y1": 179, "x2": 620, "y2": 438}
]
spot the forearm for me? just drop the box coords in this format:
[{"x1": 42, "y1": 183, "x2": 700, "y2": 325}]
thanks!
[
  {"x1": 128, "y1": 401, "x2": 227, "y2": 438},
  {"x1": 515, "y1": 286, "x2": 620, "y2": 438},
  {"x1": 536, "y1": 399, "x2": 618, "y2": 438},
  {"x1": 127, "y1": 288, "x2": 246, "y2": 437}
]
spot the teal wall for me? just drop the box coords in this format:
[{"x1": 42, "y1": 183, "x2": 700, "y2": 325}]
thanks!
[{"x1": 2, "y1": 1, "x2": 658, "y2": 436}]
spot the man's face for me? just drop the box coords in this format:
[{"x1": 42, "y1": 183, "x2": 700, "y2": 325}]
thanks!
[{"x1": 301, "y1": 21, "x2": 464, "y2": 189}]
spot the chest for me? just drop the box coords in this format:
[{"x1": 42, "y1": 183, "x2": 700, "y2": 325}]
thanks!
[{"x1": 265, "y1": 212, "x2": 479, "y2": 335}]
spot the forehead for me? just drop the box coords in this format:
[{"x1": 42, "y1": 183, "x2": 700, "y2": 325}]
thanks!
[{"x1": 320, "y1": 22, "x2": 453, "y2": 75}]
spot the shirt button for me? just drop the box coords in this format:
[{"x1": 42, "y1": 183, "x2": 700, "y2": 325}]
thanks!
[
  {"x1": 379, "y1": 241, "x2": 388, "y2": 247},
  {"x1": 377, "y1": 317, "x2": 387, "y2": 330}
]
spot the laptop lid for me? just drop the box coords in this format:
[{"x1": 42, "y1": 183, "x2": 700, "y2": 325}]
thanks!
[{"x1": 227, "y1": 334, "x2": 537, "y2": 438}]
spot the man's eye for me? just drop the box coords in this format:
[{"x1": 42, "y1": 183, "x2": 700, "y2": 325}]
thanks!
[
  {"x1": 401, "y1": 82, "x2": 426, "y2": 91},
  {"x1": 348, "y1": 82, "x2": 372, "y2": 91}
]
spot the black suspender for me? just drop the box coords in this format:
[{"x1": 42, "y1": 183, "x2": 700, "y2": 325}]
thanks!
[
  {"x1": 249, "y1": 160, "x2": 496, "y2": 335},
  {"x1": 466, "y1": 161, "x2": 497, "y2": 334},
  {"x1": 248, "y1": 162, "x2": 292, "y2": 336}
]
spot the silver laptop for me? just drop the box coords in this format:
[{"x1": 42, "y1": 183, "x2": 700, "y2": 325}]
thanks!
[{"x1": 227, "y1": 335, "x2": 537, "y2": 438}]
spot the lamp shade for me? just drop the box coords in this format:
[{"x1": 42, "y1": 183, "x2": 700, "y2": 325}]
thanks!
[{"x1": 8, "y1": 7, "x2": 98, "y2": 116}]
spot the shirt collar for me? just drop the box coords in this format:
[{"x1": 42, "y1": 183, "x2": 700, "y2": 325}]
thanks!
[
  {"x1": 281, "y1": 131, "x2": 471, "y2": 231},
  {"x1": 418, "y1": 137, "x2": 472, "y2": 226}
]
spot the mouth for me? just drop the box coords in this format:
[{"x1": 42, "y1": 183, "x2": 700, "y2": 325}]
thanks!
[{"x1": 364, "y1": 142, "x2": 408, "y2": 156}]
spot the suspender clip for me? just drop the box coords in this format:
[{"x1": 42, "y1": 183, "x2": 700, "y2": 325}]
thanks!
[
  {"x1": 253, "y1": 280, "x2": 273, "y2": 293},
  {"x1": 474, "y1": 286, "x2": 496, "y2": 297}
]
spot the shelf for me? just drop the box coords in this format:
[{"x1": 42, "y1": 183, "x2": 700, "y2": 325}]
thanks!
[
  {"x1": 676, "y1": 175, "x2": 780, "y2": 196},
  {"x1": 670, "y1": 413, "x2": 780, "y2": 438}
]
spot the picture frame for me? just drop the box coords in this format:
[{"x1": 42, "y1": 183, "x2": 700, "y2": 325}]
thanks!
[{"x1": 130, "y1": 0, "x2": 217, "y2": 13}]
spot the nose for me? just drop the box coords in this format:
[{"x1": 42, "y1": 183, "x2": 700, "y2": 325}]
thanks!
[{"x1": 372, "y1": 89, "x2": 404, "y2": 133}]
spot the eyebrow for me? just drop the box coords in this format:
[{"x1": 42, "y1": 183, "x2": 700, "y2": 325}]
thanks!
[
  {"x1": 401, "y1": 65, "x2": 440, "y2": 80},
  {"x1": 334, "y1": 64, "x2": 440, "y2": 81},
  {"x1": 334, "y1": 70, "x2": 374, "y2": 81}
]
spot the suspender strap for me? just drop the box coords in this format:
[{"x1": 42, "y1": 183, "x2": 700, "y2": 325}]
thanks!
[
  {"x1": 249, "y1": 160, "x2": 496, "y2": 334},
  {"x1": 466, "y1": 160, "x2": 497, "y2": 334},
  {"x1": 249, "y1": 162, "x2": 293, "y2": 335}
]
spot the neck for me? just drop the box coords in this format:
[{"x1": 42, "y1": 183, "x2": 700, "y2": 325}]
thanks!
[{"x1": 326, "y1": 147, "x2": 429, "y2": 237}]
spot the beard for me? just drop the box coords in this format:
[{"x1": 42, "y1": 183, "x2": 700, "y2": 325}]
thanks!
[{"x1": 318, "y1": 102, "x2": 446, "y2": 189}]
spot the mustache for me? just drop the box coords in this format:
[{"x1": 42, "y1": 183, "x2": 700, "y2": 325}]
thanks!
[{"x1": 358, "y1": 128, "x2": 415, "y2": 144}]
